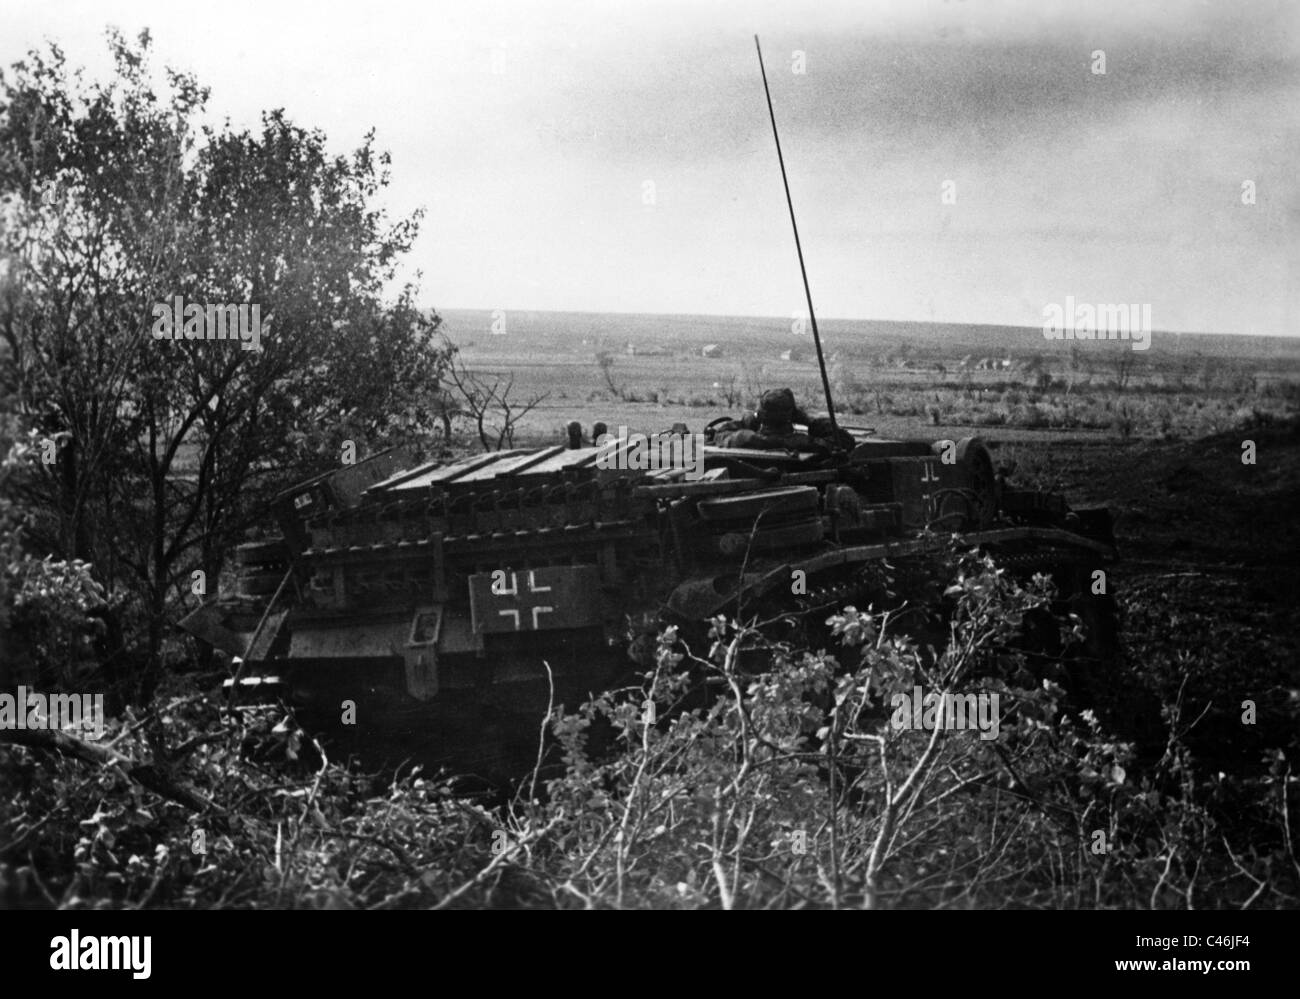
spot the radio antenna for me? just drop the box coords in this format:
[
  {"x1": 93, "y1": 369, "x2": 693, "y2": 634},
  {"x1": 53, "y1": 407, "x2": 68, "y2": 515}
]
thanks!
[{"x1": 754, "y1": 34, "x2": 839, "y2": 437}]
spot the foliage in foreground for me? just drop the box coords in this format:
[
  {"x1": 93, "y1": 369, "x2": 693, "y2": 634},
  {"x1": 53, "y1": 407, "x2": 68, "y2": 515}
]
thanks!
[{"x1": 2, "y1": 555, "x2": 1296, "y2": 909}]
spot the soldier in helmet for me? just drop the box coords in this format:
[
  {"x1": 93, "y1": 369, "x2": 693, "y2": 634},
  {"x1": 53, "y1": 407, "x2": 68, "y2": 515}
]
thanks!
[
  {"x1": 711, "y1": 387, "x2": 838, "y2": 452},
  {"x1": 754, "y1": 387, "x2": 810, "y2": 438}
]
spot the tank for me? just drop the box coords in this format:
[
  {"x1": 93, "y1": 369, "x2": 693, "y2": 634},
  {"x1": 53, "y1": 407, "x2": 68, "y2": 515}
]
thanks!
[{"x1": 178, "y1": 420, "x2": 1118, "y2": 774}]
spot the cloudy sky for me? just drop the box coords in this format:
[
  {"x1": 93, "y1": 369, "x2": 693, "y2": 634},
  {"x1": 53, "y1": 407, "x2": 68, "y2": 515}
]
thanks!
[{"x1": 4, "y1": 0, "x2": 1297, "y2": 335}]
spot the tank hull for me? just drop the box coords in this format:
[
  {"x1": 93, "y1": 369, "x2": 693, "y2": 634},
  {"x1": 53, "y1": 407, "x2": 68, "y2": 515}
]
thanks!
[{"x1": 182, "y1": 431, "x2": 1118, "y2": 775}]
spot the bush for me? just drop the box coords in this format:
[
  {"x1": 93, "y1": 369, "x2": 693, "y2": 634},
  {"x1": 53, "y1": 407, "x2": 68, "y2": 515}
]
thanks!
[
  {"x1": 1017, "y1": 404, "x2": 1049, "y2": 429},
  {"x1": 1112, "y1": 408, "x2": 1135, "y2": 438},
  {"x1": 2, "y1": 428, "x2": 108, "y2": 691},
  {"x1": 3, "y1": 552, "x2": 1295, "y2": 908}
]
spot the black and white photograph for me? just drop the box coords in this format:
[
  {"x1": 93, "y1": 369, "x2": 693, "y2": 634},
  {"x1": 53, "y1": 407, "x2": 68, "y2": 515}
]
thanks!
[{"x1": 0, "y1": 0, "x2": 1296, "y2": 947}]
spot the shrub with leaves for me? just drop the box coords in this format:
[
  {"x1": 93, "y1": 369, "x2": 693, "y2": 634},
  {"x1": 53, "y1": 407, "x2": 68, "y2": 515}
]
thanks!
[
  {"x1": 1, "y1": 420, "x2": 107, "y2": 690},
  {"x1": 2, "y1": 553, "x2": 1295, "y2": 908}
]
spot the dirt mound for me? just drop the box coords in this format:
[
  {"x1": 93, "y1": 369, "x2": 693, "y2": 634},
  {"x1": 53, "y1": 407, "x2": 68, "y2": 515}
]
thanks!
[{"x1": 1097, "y1": 418, "x2": 1300, "y2": 568}]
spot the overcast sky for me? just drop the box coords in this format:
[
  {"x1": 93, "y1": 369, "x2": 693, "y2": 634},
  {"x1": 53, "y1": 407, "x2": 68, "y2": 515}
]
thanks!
[{"x1": 4, "y1": 0, "x2": 1297, "y2": 335}]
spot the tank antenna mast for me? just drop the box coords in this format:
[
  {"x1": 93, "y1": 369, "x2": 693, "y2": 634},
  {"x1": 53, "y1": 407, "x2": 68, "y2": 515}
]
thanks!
[{"x1": 754, "y1": 34, "x2": 839, "y2": 438}]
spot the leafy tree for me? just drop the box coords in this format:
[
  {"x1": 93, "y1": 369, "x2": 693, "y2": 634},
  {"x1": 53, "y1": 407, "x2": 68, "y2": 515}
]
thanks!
[{"x1": 0, "y1": 30, "x2": 450, "y2": 698}]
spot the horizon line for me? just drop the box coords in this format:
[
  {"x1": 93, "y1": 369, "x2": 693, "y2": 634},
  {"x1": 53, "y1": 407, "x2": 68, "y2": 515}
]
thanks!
[{"x1": 427, "y1": 305, "x2": 1294, "y2": 341}]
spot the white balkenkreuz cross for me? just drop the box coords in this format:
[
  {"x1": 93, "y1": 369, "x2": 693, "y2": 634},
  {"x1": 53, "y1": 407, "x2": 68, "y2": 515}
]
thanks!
[{"x1": 492, "y1": 570, "x2": 554, "y2": 630}]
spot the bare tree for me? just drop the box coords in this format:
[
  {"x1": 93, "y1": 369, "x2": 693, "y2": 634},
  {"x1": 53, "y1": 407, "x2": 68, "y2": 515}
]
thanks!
[
  {"x1": 1066, "y1": 343, "x2": 1088, "y2": 394},
  {"x1": 427, "y1": 384, "x2": 465, "y2": 445},
  {"x1": 1110, "y1": 351, "x2": 1135, "y2": 393},
  {"x1": 445, "y1": 349, "x2": 548, "y2": 451},
  {"x1": 720, "y1": 372, "x2": 742, "y2": 408},
  {"x1": 594, "y1": 350, "x2": 625, "y2": 400},
  {"x1": 745, "y1": 361, "x2": 765, "y2": 399}
]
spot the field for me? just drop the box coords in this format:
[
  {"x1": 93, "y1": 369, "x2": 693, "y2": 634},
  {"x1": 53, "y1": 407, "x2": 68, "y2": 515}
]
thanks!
[{"x1": 441, "y1": 307, "x2": 1300, "y2": 447}]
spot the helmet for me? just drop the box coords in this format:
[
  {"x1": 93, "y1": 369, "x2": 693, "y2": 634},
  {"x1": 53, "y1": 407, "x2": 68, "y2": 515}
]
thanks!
[{"x1": 757, "y1": 387, "x2": 799, "y2": 434}]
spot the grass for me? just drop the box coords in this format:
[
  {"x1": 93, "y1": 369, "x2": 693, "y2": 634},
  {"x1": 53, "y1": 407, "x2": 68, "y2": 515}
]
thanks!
[{"x1": 440, "y1": 310, "x2": 1300, "y2": 448}]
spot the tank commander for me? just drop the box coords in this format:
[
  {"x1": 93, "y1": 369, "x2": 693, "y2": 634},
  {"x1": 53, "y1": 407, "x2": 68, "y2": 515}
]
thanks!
[{"x1": 710, "y1": 388, "x2": 851, "y2": 452}]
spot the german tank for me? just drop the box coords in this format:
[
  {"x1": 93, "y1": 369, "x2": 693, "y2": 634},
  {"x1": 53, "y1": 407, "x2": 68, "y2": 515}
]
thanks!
[
  {"x1": 178, "y1": 417, "x2": 1117, "y2": 773},
  {"x1": 178, "y1": 44, "x2": 1121, "y2": 776}
]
